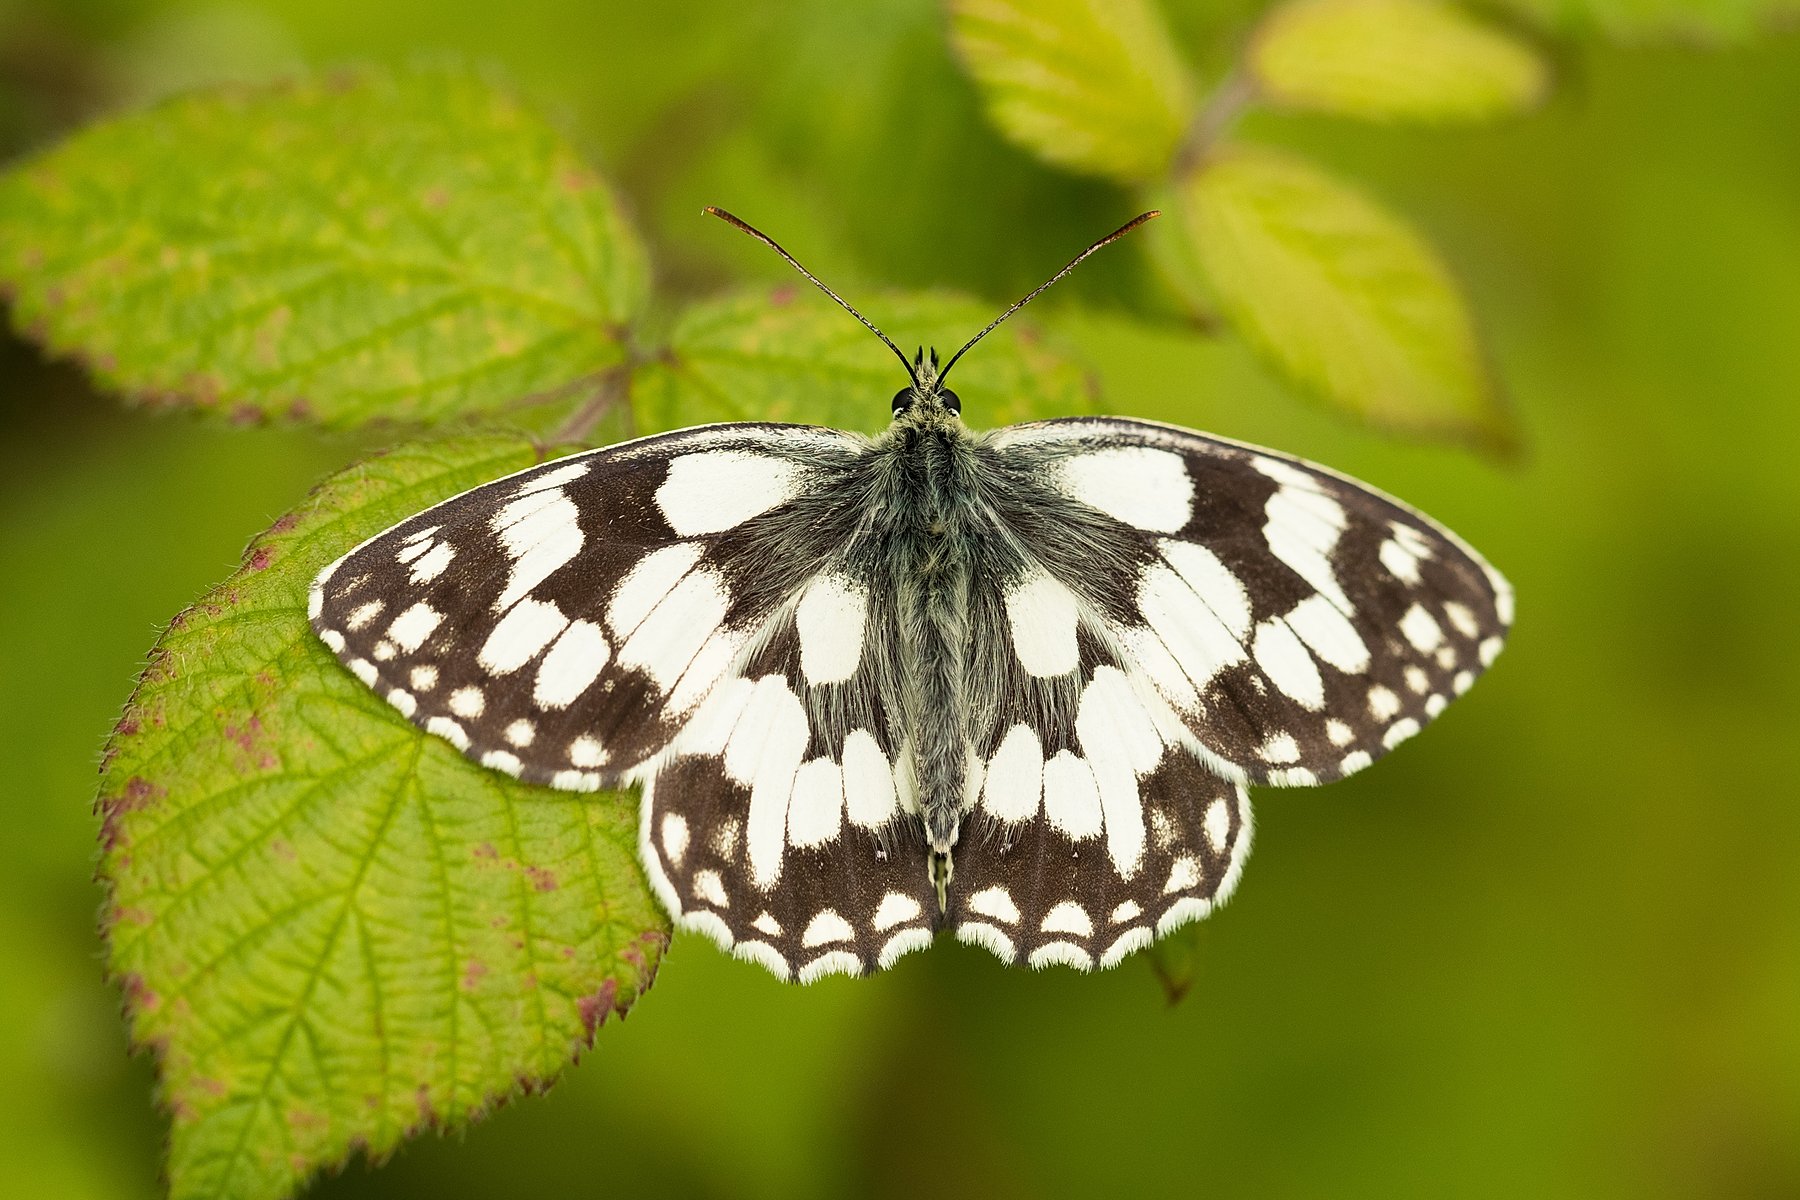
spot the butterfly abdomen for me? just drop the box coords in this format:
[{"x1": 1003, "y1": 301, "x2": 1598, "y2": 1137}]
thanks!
[{"x1": 877, "y1": 420, "x2": 985, "y2": 866}]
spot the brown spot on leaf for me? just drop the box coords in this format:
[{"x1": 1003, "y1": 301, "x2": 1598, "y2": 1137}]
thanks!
[
  {"x1": 414, "y1": 1082, "x2": 439, "y2": 1128},
  {"x1": 578, "y1": 978, "x2": 618, "y2": 1039},
  {"x1": 121, "y1": 972, "x2": 159, "y2": 1014},
  {"x1": 247, "y1": 547, "x2": 272, "y2": 571},
  {"x1": 461, "y1": 959, "x2": 488, "y2": 990},
  {"x1": 472, "y1": 842, "x2": 498, "y2": 861},
  {"x1": 269, "y1": 838, "x2": 296, "y2": 862},
  {"x1": 524, "y1": 865, "x2": 558, "y2": 892},
  {"x1": 269, "y1": 513, "x2": 299, "y2": 534},
  {"x1": 422, "y1": 185, "x2": 449, "y2": 209}
]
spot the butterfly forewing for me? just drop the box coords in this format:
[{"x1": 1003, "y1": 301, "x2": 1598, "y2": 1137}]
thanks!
[
  {"x1": 309, "y1": 423, "x2": 867, "y2": 789},
  {"x1": 982, "y1": 417, "x2": 1513, "y2": 788}
]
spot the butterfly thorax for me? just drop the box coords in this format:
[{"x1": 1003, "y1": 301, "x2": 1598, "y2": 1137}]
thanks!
[{"x1": 875, "y1": 398, "x2": 980, "y2": 906}]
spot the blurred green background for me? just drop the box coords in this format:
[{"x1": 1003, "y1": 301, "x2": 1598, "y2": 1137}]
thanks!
[{"x1": 3, "y1": 1, "x2": 1799, "y2": 1197}]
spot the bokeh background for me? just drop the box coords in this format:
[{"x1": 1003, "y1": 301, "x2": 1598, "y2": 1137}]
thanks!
[{"x1": 3, "y1": 1, "x2": 1799, "y2": 1197}]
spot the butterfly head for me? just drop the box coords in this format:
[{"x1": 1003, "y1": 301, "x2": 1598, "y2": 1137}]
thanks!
[{"x1": 892, "y1": 347, "x2": 962, "y2": 421}]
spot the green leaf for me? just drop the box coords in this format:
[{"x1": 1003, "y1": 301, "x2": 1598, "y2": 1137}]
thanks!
[
  {"x1": 0, "y1": 66, "x2": 649, "y2": 428},
  {"x1": 1167, "y1": 144, "x2": 1512, "y2": 449},
  {"x1": 1249, "y1": 0, "x2": 1551, "y2": 123},
  {"x1": 1493, "y1": 0, "x2": 1800, "y2": 41},
  {"x1": 947, "y1": 0, "x2": 1198, "y2": 184},
  {"x1": 632, "y1": 286, "x2": 1097, "y2": 436},
  {"x1": 97, "y1": 436, "x2": 669, "y2": 1200}
]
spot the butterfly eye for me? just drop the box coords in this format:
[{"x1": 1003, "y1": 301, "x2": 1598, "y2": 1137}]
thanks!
[
  {"x1": 891, "y1": 388, "x2": 915, "y2": 416},
  {"x1": 939, "y1": 388, "x2": 961, "y2": 416}
]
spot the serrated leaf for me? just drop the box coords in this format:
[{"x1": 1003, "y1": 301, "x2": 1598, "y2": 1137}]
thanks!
[
  {"x1": 1494, "y1": 0, "x2": 1800, "y2": 41},
  {"x1": 1169, "y1": 144, "x2": 1512, "y2": 449},
  {"x1": 1250, "y1": 0, "x2": 1551, "y2": 123},
  {"x1": 97, "y1": 436, "x2": 669, "y2": 1200},
  {"x1": 0, "y1": 66, "x2": 649, "y2": 428},
  {"x1": 947, "y1": 0, "x2": 1198, "y2": 184},
  {"x1": 631, "y1": 286, "x2": 1097, "y2": 436}
]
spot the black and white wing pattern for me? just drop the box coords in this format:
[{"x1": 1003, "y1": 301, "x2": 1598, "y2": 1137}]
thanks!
[
  {"x1": 310, "y1": 423, "x2": 869, "y2": 789},
  {"x1": 310, "y1": 423, "x2": 935, "y2": 982},
  {"x1": 938, "y1": 416, "x2": 1510, "y2": 970},
  {"x1": 978, "y1": 417, "x2": 1513, "y2": 788},
  {"x1": 311, "y1": 409, "x2": 1511, "y2": 984},
  {"x1": 637, "y1": 575, "x2": 938, "y2": 982},
  {"x1": 949, "y1": 609, "x2": 1254, "y2": 971}
]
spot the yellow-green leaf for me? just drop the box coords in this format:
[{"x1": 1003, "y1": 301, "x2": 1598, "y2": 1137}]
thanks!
[
  {"x1": 98, "y1": 436, "x2": 668, "y2": 1200},
  {"x1": 1250, "y1": 0, "x2": 1551, "y2": 123},
  {"x1": 947, "y1": 0, "x2": 1198, "y2": 184},
  {"x1": 633, "y1": 286, "x2": 1096, "y2": 436},
  {"x1": 1171, "y1": 144, "x2": 1511, "y2": 448},
  {"x1": 0, "y1": 66, "x2": 649, "y2": 428}
]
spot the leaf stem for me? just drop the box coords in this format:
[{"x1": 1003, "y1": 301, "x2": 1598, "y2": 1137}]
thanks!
[{"x1": 1175, "y1": 70, "x2": 1257, "y2": 176}]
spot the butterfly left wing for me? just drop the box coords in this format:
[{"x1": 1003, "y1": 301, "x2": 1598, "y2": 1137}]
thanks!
[
  {"x1": 309, "y1": 423, "x2": 872, "y2": 788},
  {"x1": 638, "y1": 572, "x2": 939, "y2": 983}
]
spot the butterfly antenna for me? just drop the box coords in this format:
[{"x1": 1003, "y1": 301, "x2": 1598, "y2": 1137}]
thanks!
[
  {"x1": 937, "y1": 211, "x2": 1160, "y2": 387},
  {"x1": 704, "y1": 206, "x2": 919, "y2": 388}
]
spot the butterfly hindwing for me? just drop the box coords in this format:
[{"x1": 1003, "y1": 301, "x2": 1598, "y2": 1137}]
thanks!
[
  {"x1": 955, "y1": 622, "x2": 1254, "y2": 968},
  {"x1": 980, "y1": 417, "x2": 1513, "y2": 788},
  {"x1": 309, "y1": 423, "x2": 869, "y2": 789},
  {"x1": 639, "y1": 570, "x2": 939, "y2": 982}
]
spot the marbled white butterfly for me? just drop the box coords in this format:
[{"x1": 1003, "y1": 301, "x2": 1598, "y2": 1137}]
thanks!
[{"x1": 311, "y1": 210, "x2": 1512, "y2": 983}]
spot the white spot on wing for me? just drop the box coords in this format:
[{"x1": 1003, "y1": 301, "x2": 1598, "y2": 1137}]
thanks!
[
  {"x1": 533, "y1": 619, "x2": 611, "y2": 709},
  {"x1": 1041, "y1": 901, "x2": 1092, "y2": 937},
  {"x1": 1203, "y1": 798, "x2": 1231, "y2": 853},
  {"x1": 1285, "y1": 593, "x2": 1369, "y2": 674},
  {"x1": 661, "y1": 813, "x2": 689, "y2": 866},
  {"x1": 1028, "y1": 942, "x2": 1093, "y2": 970},
  {"x1": 1055, "y1": 446, "x2": 1192, "y2": 532},
  {"x1": 1005, "y1": 571, "x2": 1081, "y2": 677},
  {"x1": 408, "y1": 541, "x2": 454, "y2": 585},
  {"x1": 693, "y1": 869, "x2": 729, "y2": 907},
  {"x1": 492, "y1": 490, "x2": 583, "y2": 612},
  {"x1": 787, "y1": 758, "x2": 845, "y2": 848},
  {"x1": 802, "y1": 910, "x2": 854, "y2": 947},
  {"x1": 1253, "y1": 618, "x2": 1325, "y2": 709},
  {"x1": 617, "y1": 569, "x2": 730, "y2": 692},
  {"x1": 968, "y1": 886, "x2": 1020, "y2": 924},
  {"x1": 842, "y1": 730, "x2": 898, "y2": 828},
  {"x1": 1075, "y1": 666, "x2": 1159, "y2": 876},
  {"x1": 726, "y1": 676, "x2": 809, "y2": 890},
  {"x1": 478, "y1": 599, "x2": 569, "y2": 675},
  {"x1": 447, "y1": 686, "x2": 485, "y2": 719},
  {"x1": 347, "y1": 600, "x2": 384, "y2": 631},
  {"x1": 607, "y1": 543, "x2": 703, "y2": 638},
  {"x1": 1042, "y1": 750, "x2": 1103, "y2": 840},
  {"x1": 873, "y1": 892, "x2": 922, "y2": 932},
  {"x1": 656, "y1": 451, "x2": 803, "y2": 536},
  {"x1": 795, "y1": 573, "x2": 868, "y2": 685},
  {"x1": 1399, "y1": 604, "x2": 1444, "y2": 653},
  {"x1": 982, "y1": 724, "x2": 1044, "y2": 822},
  {"x1": 386, "y1": 602, "x2": 443, "y2": 652}
]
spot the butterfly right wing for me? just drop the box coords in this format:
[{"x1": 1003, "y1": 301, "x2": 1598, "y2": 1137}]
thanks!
[{"x1": 977, "y1": 417, "x2": 1513, "y2": 787}]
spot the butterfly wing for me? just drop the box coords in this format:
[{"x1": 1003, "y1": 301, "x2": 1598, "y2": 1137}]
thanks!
[
  {"x1": 952, "y1": 612, "x2": 1254, "y2": 969},
  {"x1": 638, "y1": 574, "x2": 938, "y2": 983},
  {"x1": 978, "y1": 417, "x2": 1513, "y2": 787},
  {"x1": 312, "y1": 423, "x2": 937, "y2": 982},
  {"x1": 309, "y1": 423, "x2": 872, "y2": 788}
]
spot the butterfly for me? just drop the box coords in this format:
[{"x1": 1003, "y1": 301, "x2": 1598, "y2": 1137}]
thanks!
[{"x1": 310, "y1": 209, "x2": 1512, "y2": 983}]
